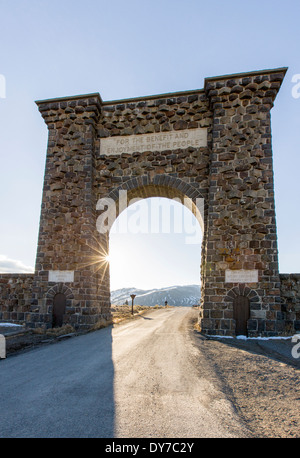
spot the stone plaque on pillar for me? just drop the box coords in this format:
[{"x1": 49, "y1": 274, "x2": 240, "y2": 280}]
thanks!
[
  {"x1": 49, "y1": 270, "x2": 74, "y2": 283},
  {"x1": 225, "y1": 269, "x2": 258, "y2": 283}
]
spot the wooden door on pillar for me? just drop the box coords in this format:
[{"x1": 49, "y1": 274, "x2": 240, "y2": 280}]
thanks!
[
  {"x1": 52, "y1": 293, "x2": 66, "y2": 327},
  {"x1": 233, "y1": 295, "x2": 250, "y2": 336}
]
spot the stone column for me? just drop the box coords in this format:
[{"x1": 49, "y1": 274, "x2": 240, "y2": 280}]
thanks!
[
  {"x1": 200, "y1": 68, "x2": 287, "y2": 336},
  {"x1": 29, "y1": 93, "x2": 111, "y2": 329}
]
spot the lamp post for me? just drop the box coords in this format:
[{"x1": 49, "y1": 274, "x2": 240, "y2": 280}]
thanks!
[{"x1": 130, "y1": 294, "x2": 136, "y2": 315}]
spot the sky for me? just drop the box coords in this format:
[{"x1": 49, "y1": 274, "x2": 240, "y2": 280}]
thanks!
[
  {"x1": 109, "y1": 197, "x2": 202, "y2": 290},
  {"x1": 0, "y1": 0, "x2": 299, "y2": 290}
]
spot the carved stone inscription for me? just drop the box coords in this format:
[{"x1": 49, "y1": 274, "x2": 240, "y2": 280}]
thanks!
[
  {"x1": 100, "y1": 128, "x2": 207, "y2": 156},
  {"x1": 49, "y1": 270, "x2": 74, "y2": 283},
  {"x1": 225, "y1": 269, "x2": 258, "y2": 283}
]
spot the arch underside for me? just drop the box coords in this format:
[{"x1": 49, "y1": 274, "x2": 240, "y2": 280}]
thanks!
[{"x1": 98, "y1": 174, "x2": 207, "y2": 232}]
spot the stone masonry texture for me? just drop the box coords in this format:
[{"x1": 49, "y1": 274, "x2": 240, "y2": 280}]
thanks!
[
  {"x1": 1, "y1": 67, "x2": 299, "y2": 336},
  {"x1": 0, "y1": 274, "x2": 34, "y2": 323}
]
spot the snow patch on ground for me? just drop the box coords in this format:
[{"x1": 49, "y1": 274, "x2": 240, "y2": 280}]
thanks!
[
  {"x1": 0, "y1": 323, "x2": 23, "y2": 327},
  {"x1": 210, "y1": 334, "x2": 296, "y2": 340}
]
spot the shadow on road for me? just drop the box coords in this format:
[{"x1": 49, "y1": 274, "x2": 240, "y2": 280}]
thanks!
[{"x1": 0, "y1": 326, "x2": 115, "y2": 438}]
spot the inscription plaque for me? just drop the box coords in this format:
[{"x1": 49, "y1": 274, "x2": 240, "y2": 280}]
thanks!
[
  {"x1": 100, "y1": 128, "x2": 207, "y2": 156},
  {"x1": 225, "y1": 269, "x2": 258, "y2": 283},
  {"x1": 49, "y1": 270, "x2": 74, "y2": 283}
]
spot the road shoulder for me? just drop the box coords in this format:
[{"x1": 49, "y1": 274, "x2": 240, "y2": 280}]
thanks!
[{"x1": 190, "y1": 325, "x2": 300, "y2": 438}]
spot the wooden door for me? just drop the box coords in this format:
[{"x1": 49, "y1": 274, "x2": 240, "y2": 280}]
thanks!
[
  {"x1": 52, "y1": 293, "x2": 66, "y2": 327},
  {"x1": 233, "y1": 295, "x2": 250, "y2": 336}
]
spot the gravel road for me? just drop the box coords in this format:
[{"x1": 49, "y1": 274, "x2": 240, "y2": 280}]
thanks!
[
  {"x1": 112, "y1": 307, "x2": 248, "y2": 438},
  {"x1": 0, "y1": 307, "x2": 298, "y2": 438}
]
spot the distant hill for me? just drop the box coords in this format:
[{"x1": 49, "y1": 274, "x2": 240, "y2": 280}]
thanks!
[{"x1": 111, "y1": 285, "x2": 201, "y2": 307}]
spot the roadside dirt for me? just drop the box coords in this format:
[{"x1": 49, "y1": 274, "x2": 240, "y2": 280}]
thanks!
[{"x1": 191, "y1": 324, "x2": 300, "y2": 438}]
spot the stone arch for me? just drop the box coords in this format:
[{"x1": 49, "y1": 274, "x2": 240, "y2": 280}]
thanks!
[
  {"x1": 46, "y1": 283, "x2": 74, "y2": 301},
  {"x1": 99, "y1": 174, "x2": 206, "y2": 233},
  {"x1": 108, "y1": 174, "x2": 205, "y2": 202},
  {"x1": 29, "y1": 68, "x2": 287, "y2": 335},
  {"x1": 225, "y1": 284, "x2": 260, "y2": 303},
  {"x1": 106, "y1": 176, "x2": 205, "y2": 298},
  {"x1": 98, "y1": 174, "x2": 207, "y2": 291}
]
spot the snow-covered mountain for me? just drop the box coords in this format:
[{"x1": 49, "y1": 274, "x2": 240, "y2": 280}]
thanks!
[{"x1": 111, "y1": 285, "x2": 201, "y2": 307}]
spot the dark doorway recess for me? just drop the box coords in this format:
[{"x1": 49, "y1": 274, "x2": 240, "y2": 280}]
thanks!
[
  {"x1": 52, "y1": 293, "x2": 66, "y2": 327},
  {"x1": 233, "y1": 295, "x2": 250, "y2": 336}
]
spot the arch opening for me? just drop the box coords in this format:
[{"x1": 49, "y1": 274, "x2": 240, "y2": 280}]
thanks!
[{"x1": 107, "y1": 193, "x2": 203, "y2": 304}]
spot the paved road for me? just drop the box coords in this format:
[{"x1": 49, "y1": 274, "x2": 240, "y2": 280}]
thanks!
[{"x1": 0, "y1": 307, "x2": 249, "y2": 438}]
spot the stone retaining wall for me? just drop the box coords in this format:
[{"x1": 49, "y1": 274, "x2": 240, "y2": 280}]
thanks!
[
  {"x1": 0, "y1": 272, "x2": 299, "y2": 334},
  {"x1": 0, "y1": 274, "x2": 34, "y2": 323},
  {"x1": 280, "y1": 274, "x2": 300, "y2": 333}
]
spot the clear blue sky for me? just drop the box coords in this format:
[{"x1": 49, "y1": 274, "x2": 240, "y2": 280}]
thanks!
[{"x1": 0, "y1": 0, "x2": 299, "y2": 290}]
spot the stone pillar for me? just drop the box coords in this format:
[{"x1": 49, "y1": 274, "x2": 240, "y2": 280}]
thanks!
[
  {"x1": 29, "y1": 93, "x2": 111, "y2": 329},
  {"x1": 199, "y1": 68, "x2": 287, "y2": 336}
]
